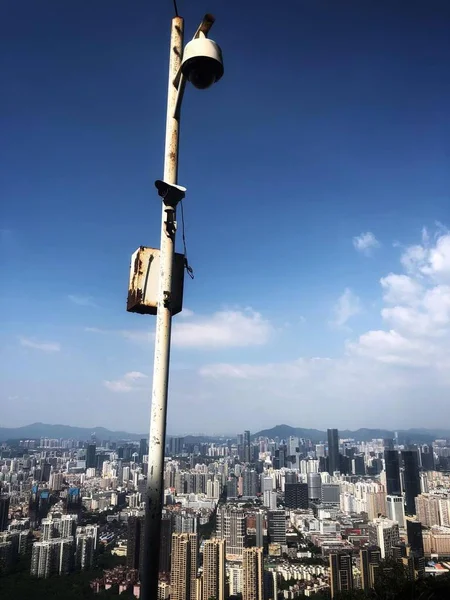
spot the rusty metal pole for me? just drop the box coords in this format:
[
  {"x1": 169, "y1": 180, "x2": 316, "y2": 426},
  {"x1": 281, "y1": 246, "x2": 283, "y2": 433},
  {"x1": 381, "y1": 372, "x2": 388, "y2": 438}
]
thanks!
[{"x1": 141, "y1": 16, "x2": 184, "y2": 600}]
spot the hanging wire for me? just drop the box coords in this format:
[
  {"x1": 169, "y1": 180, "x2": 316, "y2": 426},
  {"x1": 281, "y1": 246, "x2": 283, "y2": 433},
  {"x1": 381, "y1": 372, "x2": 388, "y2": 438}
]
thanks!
[
  {"x1": 180, "y1": 201, "x2": 194, "y2": 279},
  {"x1": 172, "y1": 0, "x2": 179, "y2": 17}
]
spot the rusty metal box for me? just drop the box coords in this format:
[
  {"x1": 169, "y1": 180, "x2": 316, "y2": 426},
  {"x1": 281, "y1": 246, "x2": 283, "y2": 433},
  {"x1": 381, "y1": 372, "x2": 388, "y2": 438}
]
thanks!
[{"x1": 127, "y1": 246, "x2": 184, "y2": 315}]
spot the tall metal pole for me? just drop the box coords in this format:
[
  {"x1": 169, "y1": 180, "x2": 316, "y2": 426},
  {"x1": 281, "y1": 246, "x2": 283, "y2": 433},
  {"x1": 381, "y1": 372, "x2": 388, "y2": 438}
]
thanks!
[{"x1": 141, "y1": 16, "x2": 184, "y2": 600}]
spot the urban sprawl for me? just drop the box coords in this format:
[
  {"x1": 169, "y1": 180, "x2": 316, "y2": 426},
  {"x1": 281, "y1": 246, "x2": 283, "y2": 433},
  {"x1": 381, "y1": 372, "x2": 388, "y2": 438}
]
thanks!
[{"x1": 1, "y1": 428, "x2": 450, "y2": 598}]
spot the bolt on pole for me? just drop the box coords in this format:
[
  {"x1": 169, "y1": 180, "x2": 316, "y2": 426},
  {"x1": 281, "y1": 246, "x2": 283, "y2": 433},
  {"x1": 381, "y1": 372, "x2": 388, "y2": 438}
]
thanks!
[{"x1": 140, "y1": 16, "x2": 184, "y2": 600}]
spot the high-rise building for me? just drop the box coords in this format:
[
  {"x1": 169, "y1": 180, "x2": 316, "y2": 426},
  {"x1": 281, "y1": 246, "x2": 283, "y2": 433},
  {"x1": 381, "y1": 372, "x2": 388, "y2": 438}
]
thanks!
[
  {"x1": 368, "y1": 518, "x2": 400, "y2": 559},
  {"x1": 244, "y1": 430, "x2": 251, "y2": 463},
  {"x1": 75, "y1": 534, "x2": 94, "y2": 570},
  {"x1": 86, "y1": 444, "x2": 96, "y2": 470},
  {"x1": 407, "y1": 520, "x2": 424, "y2": 558},
  {"x1": 321, "y1": 484, "x2": 340, "y2": 505},
  {"x1": 49, "y1": 472, "x2": 64, "y2": 492},
  {"x1": 126, "y1": 516, "x2": 144, "y2": 574},
  {"x1": 261, "y1": 475, "x2": 274, "y2": 493},
  {"x1": 203, "y1": 538, "x2": 225, "y2": 600},
  {"x1": 139, "y1": 438, "x2": 148, "y2": 462},
  {"x1": 170, "y1": 533, "x2": 198, "y2": 600},
  {"x1": 284, "y1": 483, "x2": 308, "y2": 509},
  {"x1": 0, "y1": 540, "x2": 13, "y2": 575},
  {"x1": 169, "y1": 437, "x2": 185, "y2": 456},
  {"x1": 402, "y1": 451, "x2": 421, "y2": 515},
  {"x1": 366, "y1": 490, "x2": 387, "y2": 521},
  {"x1": 420, "y1": 445, "x2": 435, "y2": 471},
  {"x1": 415, "y1": 494, "x2": 440, "y2": 527},
  {"x1": 438, "y1": 498, "x2": 450, "y2": 527},
  {"x1": 40, "y1": 463, "x2": 51, "y2": 483},
  {"x1": 30, "y1": 538, "x2": 74, "y2": 578},
  {"x1": 384, "y1": 450, "x2": 401, "y2": 497},
  {"x1": 242, "y1": 547, "x2": 264, "y2": 600},
  {"x1": 227, "y1": 476, "x2": 238, "y2": 499},
  {"x1": 315, "y1": 443, "x2": 325, "y2": 458},
  {"x1": 216, "y1": 507, "x2": 246, "y2": 558},
  {"x1": 41, "y1": 515, "x2": 77, "y2": 541},
  {"x1": 263, "y1": 570, "x2": 278, "y2": 600},
  {"x1": 284, "y1": 471, "x2": 297, "y2": 485},
  {"x1": 327, "y1": 429, "x2": 339, "y2": 475},
  {"x1": 353, "y1": 455, "x2": 366, "y2": 476},
  {"x1": 307, "y1": 472, "x2": 322, "y2": 501},
  {"x1": 255, "y1": 511, "x2": 264, "y2": 549},
  {"x1": 263, "y1": 490, "x2": 277, "y2": 510},
  {"x1": 386, "y1": 495, "x2": 405, "y2": 527},
  {"x1": 0, "y1": 495, "x2": 10, "y2": 531},
  {"x1": 360, "y1": 546, "x2": 381, "y2": 590},
  {"x1": 268, "y1": 510, "x2": 286, "y2": 545},
  {"x1": 228, "y1": 565, "x2": 243, "y2": 596},
  {"x1": 329, "y1": 553, "x2": 353, "y2": 598},
  {"x1": 158, "y1": 581, "x2": 171, "y2": 599},
  {"x1": 243, "y1": 469, "x2": 259, "y2": 497}
]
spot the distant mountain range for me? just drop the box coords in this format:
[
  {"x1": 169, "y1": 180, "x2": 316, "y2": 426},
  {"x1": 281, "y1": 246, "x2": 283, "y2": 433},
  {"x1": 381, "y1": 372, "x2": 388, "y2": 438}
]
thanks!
[
  {"x1": 0, "y1": 422, "x2": 145, "y2": 442},
  {"x1": 0, "y1": 422, "x2": 224, "y2": 444},
  {"x1": 0, "y1": 422, "x2": 449, "y2": 444},
  {"x1": 253, "y1": 424, "x2": 450, "y2": 444}
]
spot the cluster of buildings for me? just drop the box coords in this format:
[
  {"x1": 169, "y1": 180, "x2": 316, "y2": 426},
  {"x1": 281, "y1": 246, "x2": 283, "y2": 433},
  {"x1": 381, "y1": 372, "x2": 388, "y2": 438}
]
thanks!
[{"x1": 2, "y1": 427, "x2": 450, "y2": 597}]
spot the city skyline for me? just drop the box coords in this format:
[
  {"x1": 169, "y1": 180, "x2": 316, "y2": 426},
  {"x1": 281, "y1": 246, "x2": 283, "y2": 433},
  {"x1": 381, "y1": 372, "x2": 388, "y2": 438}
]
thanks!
[
  {"x1": 3, "y1": 424, "x2": 450, "y2": 596},
  {"x1": 1, "y1": 421, "x2": 450, "y2": 442},
  {"x1": 2, "y1": 2, "x2": 450, "y2": 433}
]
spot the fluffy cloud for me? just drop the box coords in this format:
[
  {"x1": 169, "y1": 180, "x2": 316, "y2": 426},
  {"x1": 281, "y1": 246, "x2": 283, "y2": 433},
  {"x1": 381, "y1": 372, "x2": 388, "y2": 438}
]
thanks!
[
  {"x1": 353, "y1": 231, "x2": 380, "y2": 255},
  {"x1": 117, "y1": 309, "x2": 272, "y2": 349},
  {"x1": 347, "y1": 231, "x2": 450, "y2": 365},
  {"x1": 104, "y1": 371, "x2": 148, "y2": 393},
  {"x1": 401, "y1": 229, "x2": 450, "y2": 283},
  {"x1": 172, "y1": 309, "x2": 271, "y2": 348},
  {"x1": 331, "y1": 288, "x2": 361, "y2": 328},
  {"x1": 199, "y1": 230, "x2": 450, "y2": 427},
  {"x1": 19, "y1": 337, "x2": 61, "y2": 352}
]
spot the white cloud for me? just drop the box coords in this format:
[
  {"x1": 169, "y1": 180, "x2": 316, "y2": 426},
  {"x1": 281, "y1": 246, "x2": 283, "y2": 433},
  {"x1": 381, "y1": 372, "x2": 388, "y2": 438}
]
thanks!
[
  {"x1": 104, "y1": 371, "x2": 148, "y2": 393},
  {"x1": 118, "y1": 309, "x2": 272, "y2": 349},
  {"x1": 349, "y1": 232, "x2": 450, "y2": 365},
  {"x1": 172, "y1": 309, "x2": 271, "y2": 348},
  {"x1": 353, "y1": 231, "x2": 380, "y2": 255},
  {"x1": 68, "y1": 294, "x2": 96, "y2": 307},
  {"x1": 349, "y1": 329, "x2": 434, "y2": 367},
  {"x1": 19, "y1": 337, "x2": 61, "y2": 353},
  {"x1": 331, "y1": 288, "x2": 361, "y2": 328},
  {"x1": 380, "y1": 274, "x2": 423, "y2": 305},
  {"x1": 400, "y1": 231, "x2": 450, "y2": 283},
  {"x1": 196, "y1": 229, "x2": 450, "y2": 429}
]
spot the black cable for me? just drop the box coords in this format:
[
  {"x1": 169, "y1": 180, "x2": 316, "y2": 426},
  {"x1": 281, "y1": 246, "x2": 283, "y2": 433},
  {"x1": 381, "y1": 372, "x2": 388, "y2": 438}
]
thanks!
[
  {"x1": 180, "y1": 201, "x2": 194, "y2": 279},
  {"x1": 173, "y1": 0, "x2": 179, "y2": 17}
]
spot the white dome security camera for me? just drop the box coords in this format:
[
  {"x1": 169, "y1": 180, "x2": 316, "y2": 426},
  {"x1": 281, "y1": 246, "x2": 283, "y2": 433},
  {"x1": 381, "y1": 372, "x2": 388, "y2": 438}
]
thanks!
[{"x1": 181, "y1": 37, "x2": 224, "y2": 89}]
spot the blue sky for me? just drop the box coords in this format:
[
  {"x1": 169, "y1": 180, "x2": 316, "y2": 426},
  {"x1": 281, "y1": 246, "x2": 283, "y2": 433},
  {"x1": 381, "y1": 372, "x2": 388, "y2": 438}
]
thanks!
[{"x1": 1, "y1": 0, "x2": 450, "y2": 434}]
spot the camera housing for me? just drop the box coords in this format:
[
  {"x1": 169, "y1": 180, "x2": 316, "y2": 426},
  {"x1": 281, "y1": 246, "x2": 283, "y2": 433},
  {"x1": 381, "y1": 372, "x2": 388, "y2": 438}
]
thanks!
[
  {"x1": 181, "y1": 38, "x2": 224, "y2": 89},
  {"x1": 155, "y1": 180, "x2": 186, "y2": 206}
]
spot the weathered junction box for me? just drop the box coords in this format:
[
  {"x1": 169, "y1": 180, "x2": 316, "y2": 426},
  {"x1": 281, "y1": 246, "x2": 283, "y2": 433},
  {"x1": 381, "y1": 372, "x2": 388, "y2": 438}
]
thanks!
[{"x1": 127, "y1": 246, "x2": 184, "y2": 315}]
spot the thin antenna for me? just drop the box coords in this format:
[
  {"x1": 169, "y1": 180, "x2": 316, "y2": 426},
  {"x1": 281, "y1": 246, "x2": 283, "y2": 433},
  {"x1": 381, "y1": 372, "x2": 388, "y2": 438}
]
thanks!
[{"x1": 172, "y1": 0, "x2": 179, "y2": 17}]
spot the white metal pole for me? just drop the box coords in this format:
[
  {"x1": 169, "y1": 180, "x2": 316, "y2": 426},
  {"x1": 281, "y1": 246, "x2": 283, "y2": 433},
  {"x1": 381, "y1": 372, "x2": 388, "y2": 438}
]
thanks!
[{"x1": 141, "y1": 16, "x2": 184, "y2": 600}]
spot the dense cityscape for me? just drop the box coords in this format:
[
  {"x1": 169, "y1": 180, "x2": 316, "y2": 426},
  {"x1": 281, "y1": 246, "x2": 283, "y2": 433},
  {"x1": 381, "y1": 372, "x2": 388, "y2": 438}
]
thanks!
[{"x1": 2, "y1": 425, "x2": 450, "y2": 598}]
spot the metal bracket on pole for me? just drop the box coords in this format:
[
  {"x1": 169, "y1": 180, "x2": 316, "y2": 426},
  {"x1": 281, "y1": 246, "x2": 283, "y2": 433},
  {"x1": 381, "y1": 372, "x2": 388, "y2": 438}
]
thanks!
[
  {"x1": 193, "y1": 13, "x2": 215, "y2": 39},
  {"x1": 173, "y1": 72, "x2": 186, "y2": 120}
]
